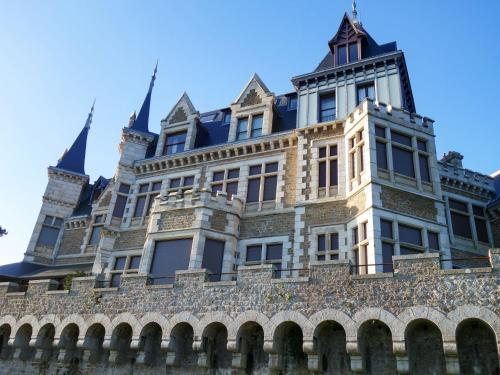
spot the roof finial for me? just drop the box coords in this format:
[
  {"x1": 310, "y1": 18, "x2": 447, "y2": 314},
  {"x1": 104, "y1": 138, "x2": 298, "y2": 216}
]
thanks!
[
  {"x1": 352, "y1": 0, "x2": 358, "y2": 20},
  {"x1": 84, "y1": 99, "x2": 95, "y2": 129}
]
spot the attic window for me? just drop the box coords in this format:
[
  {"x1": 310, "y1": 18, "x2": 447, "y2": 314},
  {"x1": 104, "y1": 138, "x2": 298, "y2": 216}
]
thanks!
[
  {"x1": 338, "y1": 45, "x2": 347, "y2": 65},
  {"x1": 336, "y1": 43, "x2": 359, "y2": 66},
  {"x1": 288, "y1": 96, "x2": 298, "y2": 110},
  {"x1": 200, "y1": 114, "x2": 217, "y2": 122},
  {"x1": 223, "y1": 113, "x2": 231, "y2": 125}
]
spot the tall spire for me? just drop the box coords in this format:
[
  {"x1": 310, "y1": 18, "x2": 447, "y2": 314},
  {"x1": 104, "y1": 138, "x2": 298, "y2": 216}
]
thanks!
[
  {"x1": 130, "y1": 61, "x2": 158, "y2": 133},
  {"x1": 55, "y1": 102, "x2": 95, "y2": 175}
]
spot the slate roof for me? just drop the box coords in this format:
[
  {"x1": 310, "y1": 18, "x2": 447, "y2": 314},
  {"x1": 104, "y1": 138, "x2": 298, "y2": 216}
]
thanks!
[
  {"x1": 0, "y1": 261, "x2": 92, "y2": 281},
  {"x1": 55, "y1": 124, "x2": 90, "y2": 175},
  {"x1": 72, "y1": 176, "x2": 110, "y2": 216}
]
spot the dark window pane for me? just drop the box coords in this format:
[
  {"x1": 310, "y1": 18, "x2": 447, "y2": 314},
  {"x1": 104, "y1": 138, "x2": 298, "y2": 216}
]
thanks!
[
  {"x1": 146, "y1": 193, "x2": 158, "y2": 216},
  {"x1": 129, "y1": 256, "x2": 141, "y2": 270},
  {"x1": 202, "y1": 239, "x2": 225, "y2": 282},
  {"x1": 139, "y1": 184, "x2": 149, "y2": 193},
  {"x1": 227, "y1": 169, "x2": 239, "y2": 179},
  {"x1": 94, "y1": 215, "x2": 104, "y2": 224},
  {"x1": 247, "y1": 179, "x2": 260, "y2": 203},
  {"x1": 224, "y1": 112, "x2": 231, "y2": 124},
  {"x1": 400, "y1": 246, "x2": 421, "y2": 256},
  {"x1": 391, "y1": 132, "x2": 412, "y2": 147},
  {"x1": 350, "y1": 153, "x2": 356, "y2": 178},
  {"x1": 211, "y1": 183, "x2": 223, "y2": 197},
  {"x1": 357, "y1": 84, "x2": 375, "y2": 104},
  {"x1": 133, "y1": 196, "x2": 147, "y2": 217},
  {"x1": 451, "y1": 212, "x2": 472, "y2": 239},
  {"x1": 338, "y1": 45, "x2": 347, "y2": 65},
  {"x1": 375, "y1": 126, "x2": 386, "y2": 138},
  {"x1": 319, "y1": 161, "x2": 327, "y2": 188},
  {"x1": 419, "y1": 154, "x2": 431, "y2": 182},
  {"x1": 319, "y1": 147, "x2": 327, "y2": 158},
  {"x1": 265, "y1": 162, "x2": 278, "y2": 173},
  {"x1": 349, "y1": 43, "x2": 358, "y2": 62},
  {"x1": 226, "y1": 182, "x2": 238, "y2": 198},
  {"x1": 381, "y1": 220, "x2": 393, "y2": 239},
  {"x1": 37, "y1": 226, "x2": 60, "y2": 247},
  {"x1": 89, "y1": 226, "x2": 102, "y2": 245},
  {"x1": 417, "y1": 140, "x2": 427, "y2": 152},
  {"x1": 376, "y1": 141, "x2": 388, "y2": 169},
  {"x1": 119, "y1": 183, "x2": 131, "y2": 194},
  {"x1": 183, "y1": 176, "x2": 194, "y2": 187},
  {"x1": 317, "y1": 255, "x2": 326, "y2": 261},
  {"x1": 110, "y1": 274, "x2": 121, "y2": 288},
  {"x1": 151, "y1": 182, "x2": 162, "y2": 191},
  {"x1": 112, "y1": 195, "x2": 127, "y2": 218},
  {"x1": 398, "y1": 224, "x2": 422, "y2": 246},
  {"x1": 473, "y1": 205, "x2": 485, "y2": 217},
  {"x1": 330, "y1": 253, "x2": 339, "y2": 261},
  {"x1": 428, "y1": 232, "x2": 440, "y2": 251},
  {"x1": 475, "y1": 219, "x2": 489, "y2": 243},
  {"x1": 353, "y1": 227, "x2": 359, "y2": 245},
  {"x1": 249, "y1": 165, "x2": 261, "y2": 176},
  {"x1": 114, "y1": 257, "x2": 127, "y2": 271},
  {"x1": 288, "y1": 96, "x2": 297, "y2": 110},
  {"x1": 44, "y1": 216, "x2": 54, "y2": 225},
  {"x1": 382, "y1": 242, "x2": 394, "y2": 272},
  {"x1": 251, "y1": 114, "x2": 263, "y2": 138},
  {"x1": 329, "y1": 145, "x2": 338, "y2": 156},
  {"x1": 330, "y1": 159, "x2": 338, "y2": 186},
  {"x1": 392, "y1": 146, "x2": 415, "y2": 178},
  {"x1": 237, "y1": 118, "x2": 248, "y2": 140},
  {"x1": 53, "y1": 218, "x2": 63, "y2": 227},
  {"x1": 320, "y1": 94, "x2": 336, "y2": 122},
  {"x1": 266, "y1": 244, "x2": 282, "y2": 260},
  {"x1": 263, "y1": 176, "x2": 277, "y2": 201},
  {"x1": 150, "y1": 239, "x2": 192, "y2": 285},
  {"x1": 169, "y1": 178, "x2": 181, "y2": 188},
  {"x1": 163, "y1": 131, "x2": 186, "y2": 155},
  {"x1": 246, "y1": 245, "x2": 262, "y2": 262},
  {"x1": 318, "y1": 235, "x2": 326, "y2": 252},
  {"x1": 449, "y1": 199, "x2": 468, "y2": 213},
  {"x1": 330, "y1": 233, "x2": 339, "y2": 250}
]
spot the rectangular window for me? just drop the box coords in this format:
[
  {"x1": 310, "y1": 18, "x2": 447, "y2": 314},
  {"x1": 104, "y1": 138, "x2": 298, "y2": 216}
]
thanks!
[
  {"x1": 128, "y1": 256, "x2": 141, "y2": 270},
  {"x1": 417, "y1": 140, "x2": 427, "y2": 152},
  {"x1": 266, "y1": 244, "x2": 282, "y2": 261},
  {"x1": 251, "y1": 114, "x2": 263, "y2": 138},
  {"x1": 150, "y1": 239, "x2": 192, "y2": 285},
  {"x1": 223, "y1": 112, "x2": 231, "y2": 125},
  {"x1": 398, "y1": 224, "x2": 422, "y2": 246},
  {"x1": 318, "y1": 234, "x2": 326, "y2": 252},
  {"x1": 318, "y1": 145, "x2": 338, "y2": 192},
  {"x1": 89, "y1": 226, "x2": 102, "y2": 246},
  {"x1": 246, "y1": 245, "x2": 262, "y2": 262},
  {"x1": 382, "y1": 242, "x2": 394, "y2": 272},
  {"x1": 246, "y1": 162, "x2": 278, "y2": 204},
  {"x1": 337, "y1": 45, "x2": 347, "y2": 65},
  {"x1": 133, "y1": 196, "x2": 147, "y2": 217},
  {"x1": 392, "y1": 146, "x2": 415, "y2": 178},
  {"x1": 163, "y1": 131, "x2": 187, "y2": 155},
  {"x1": 37, "y1": 216, "x2": 63, "y2": 248},
  {"x1": 392, "y1": 132, "x2": 412, "y2": 147},
  {"x1": 419, "y1": 154, "x2": 431, "y2": 182},
  {"x1": 428, "y1": 232, "x2": 440, "y2": 251},
  {"x1": 375, "y1": 126, "x2": 386, "y2": 138},
  {"x1": 288, "y1": 96, "x2": 297, "y2": 110},
  {"x1": 119, "y1": 183, "x2": 131, "y2": 194},
  {"x1": 473, "y1": 205, "x2": 488, "y2": 243},
  {"x1": 449, "y1": 199, "x2": 472, "y2": 239},
  {"x1": 319, "y1": 93, "x2": 336, "y2": 123},
  {"x1": 211, "y1": 168, "x2": 240, "y2": 199},
  {"x1": 376, "y1": 141, "x2": 388, "y2": 169},
  {"x1": 349, "y1": 43, "x2": 358, "y2": 62},
  {"x1": 381, "y1": 220, "x2": 393, "y2": 239},
  {"x1": 112, "y1": 195, "x2": 128, "y2": 218},
  {"x1": 357, "y1": 83, "x2": 375, "y2": 104},
  {"x1": 352, "y1": 227, "x2": 359, "y2": 245},
  {"x1": 237, "y1": 118, "x2": 248, "y2": 140},
  {"x1": 202, "y1": 239, "x2": 225, "y2": 282}
]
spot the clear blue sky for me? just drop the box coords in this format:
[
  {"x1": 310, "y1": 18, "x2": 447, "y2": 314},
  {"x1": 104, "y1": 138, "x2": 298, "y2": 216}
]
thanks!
[{"x1": 0, "y1": 0, "x2": 499, "y2": 265}]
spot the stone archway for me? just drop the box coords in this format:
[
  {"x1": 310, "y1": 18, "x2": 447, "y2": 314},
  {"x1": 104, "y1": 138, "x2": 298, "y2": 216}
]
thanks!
[
  {"x1": 273, "y1": 321, "x2": 308, "y2": 374},
  {"x1": 314, "y1": 321, "x2": 350, "y2": 374},
  {"x1": 358, "y1": 319, "x2": 396, "y2": 375},
  {"x1": 405, "y1": 319, "x2": 446, "y2": 375}
]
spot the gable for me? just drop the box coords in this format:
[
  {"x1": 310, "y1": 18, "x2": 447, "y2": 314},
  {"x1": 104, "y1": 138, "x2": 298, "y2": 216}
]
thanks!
[
  {"x1": 329, "y1": 14, "x2": 365, "y2": 49},
  {"x1": 163, "y1": 92, "x2": 198, "y2": 125},
  {"x1": 234, "y1": 73, "x2": 273, "y2": 106}
]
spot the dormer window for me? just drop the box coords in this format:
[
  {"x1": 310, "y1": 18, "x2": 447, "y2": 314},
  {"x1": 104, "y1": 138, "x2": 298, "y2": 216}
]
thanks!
[
  {"x1": 163, "y1": 131, "x2": 187, "y2": 155},
  {"x1": 349, "y1": 43, "x2": 359, "y2": 62},
  {"x1": 338, "y1": 45, "x2": 347, "y2": 65},
  {"x1": 223, "y1": 112, "x2": 231, "y2": 125},
  {"x1": 357, "y1": 83, "x2": 375, "y2": 104},
  {"x1": 288, "y1": 96, "x2": 298, "y2": 111},
  {"x1": 237, "y1": 114, "x2": 264, "y2": 141}
]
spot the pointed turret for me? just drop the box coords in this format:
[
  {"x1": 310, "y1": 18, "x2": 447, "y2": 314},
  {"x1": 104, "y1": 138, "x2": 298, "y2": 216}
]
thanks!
[
  {"x1": 130, "y1": 62, "x2": 157, "y2": 133},
  {"x1": 55, "y1": 101, "x2": 94, "y2": 175}
]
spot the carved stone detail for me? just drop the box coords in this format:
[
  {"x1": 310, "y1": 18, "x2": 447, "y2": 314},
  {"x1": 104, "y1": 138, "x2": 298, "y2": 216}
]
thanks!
[
  {"x1": 169, "y1": 107, "x2": 188, "y2": 124},
  {"x1": 241, "y1": 89, "x2": 262, "y2": 107}
]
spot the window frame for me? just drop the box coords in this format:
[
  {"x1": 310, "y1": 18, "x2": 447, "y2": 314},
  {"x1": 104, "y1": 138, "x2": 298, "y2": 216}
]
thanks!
[
  {"x1": 317, "y1": 144, "x2": 339, "y2": 198},
  {"x1": 319, "y1": 92, "x2": 336, "y2": 123},
  {"x1": 236, "y1": 113, "x2": 264, "y2": 140},
  {"x1": 133, "y1": 181, "x2": 162, "y2": 219},
  {"x1": 356, "y1": 82, "x2": 375, "y2": 105},
  {"x1": 351, "y1": 222, "x2": 369, "y2": 275},
  {"x1": 109, "y1": 254, "x2": 142, "y2": 287},
  {"x1": 37, "y1": 215, "x2": 63, "y2": 248},
  {"x1": 210, "y1": 168, "x2": 240, "y2": 199},
  {"x1": 246, "y1": 162, "x2": 279, "y2": 205}
]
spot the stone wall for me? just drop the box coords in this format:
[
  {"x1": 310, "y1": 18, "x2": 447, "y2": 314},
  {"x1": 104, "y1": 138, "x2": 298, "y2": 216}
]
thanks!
[
  {"x1": 113, "y1": 229, "x2": 147, "y2": 250},
  {"x1": 380, "y1": 186, "x2": 437, "y2": 221},
  {"x1": 239, "y1": 212, "x2": 295, "y2": 239},
  {"x1": 210, "y1": 210, "x2": 227, "y2": 232},
  {"x1": 492, "y1": 220, "x2": 500, "y2": 248},
  {"x1": 0, "y1": 253, "x2": 498, "y2": 375}
]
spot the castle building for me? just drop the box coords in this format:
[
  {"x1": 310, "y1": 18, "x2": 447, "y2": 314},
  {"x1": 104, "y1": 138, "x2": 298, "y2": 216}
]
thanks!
[{"x1": 0, "y1": 6, "x2": 498, "y2": 375}]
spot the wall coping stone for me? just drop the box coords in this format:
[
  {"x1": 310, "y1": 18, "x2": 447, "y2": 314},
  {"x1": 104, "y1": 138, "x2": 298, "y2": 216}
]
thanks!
[
  {"x1": 203, "y1": 281, "x2": 237, "y2": 288},
  {"x1": 6, "y1": 292, "x2": 26, "y2": 297},
  {"x1": 440, "y1": 268, "x2": 492, "y2": 276},
  {"x1": 272, "y1": 277, "x2": 309, "y2": 284},
  {"x1": 28, "y1": 279, "x2": 60, "y2": 285},
  {"x1": 392, "y1": 253, "x2": 440, "y2": 261},
  {"x1": 92, "y1": 287, "x2": 118, "y2": 293},
  {"x1": 72, "y1": 276, "x2": 96, "y2": 281},
  {"x1": 46, "y1": 290, "x2": 70, "y2": 295},
  {"x1": 238, "y1": 264, "x2": 274, "y2": 271},
  {"x1": 352, "y1": 273, "x2": 394, "y2": 280},
  {"x1": 146, "y1": 284, "x2": 173, "y2": 290}
]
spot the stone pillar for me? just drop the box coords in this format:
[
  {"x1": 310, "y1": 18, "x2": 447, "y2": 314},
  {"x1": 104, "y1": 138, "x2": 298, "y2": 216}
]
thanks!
[
  {"x1": 444, "y1": 341, "x2": 460, "y2": 375},
  {"x1": 489, "y1": 248, "x2": 500, "y2": 270}
]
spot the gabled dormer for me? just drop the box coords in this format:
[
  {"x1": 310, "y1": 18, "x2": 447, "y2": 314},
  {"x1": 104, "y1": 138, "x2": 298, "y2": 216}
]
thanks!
[
  {"x1": 328, "y1": 13, "x2": 366, "y2": 67},
  {"x1": 228, "y1": 74, "x2": 275, "y2": 142},
  {"x1": 155, "y1": 92, "x2": 199, "y2": 157}
]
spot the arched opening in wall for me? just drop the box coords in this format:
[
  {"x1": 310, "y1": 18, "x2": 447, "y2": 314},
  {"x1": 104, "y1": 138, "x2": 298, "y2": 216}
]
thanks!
[
  {"x1": 139, "y1": 322, "x2": 162, "y2": 366},
  {"x1": 34, "y1": 323, "x2": 56, "y2": 361},
  {"x1": 273, "y1": 321, "x2": 308, "y2": 374},
  {"x1": 314, "y1": 321, "x2": 350, "y2": 375},
  {"x1": 202, "y1": 322, "x2": 232, "y2": 371},
  {"x1": 405, "y1": 319, "x2": 446, "y2": 375},
  {"x1": 110, "y1": 323, "x2": 134, "y2": 365},
  {"x1": 0, "y1": 324, "x2": 12, "y2": 359},
  {"x1": 456, "y1": 318, "x2": 500, "y2": 375},
  {"x1": 236, "y1": 322, "x2": 267, "y2": 374},
  {"x1": 13, "y1": 324, "x2": 34, "y2": 361},
  {"x1": 59, "y1": 323, "x2": 80, "y2": 365},
  {"x1": 83, "y1": 323, "x2": 105, "y2": 363},
  {"x1": 358, "y1": 320, "x2": 397, "y2": 375},
  {"x1": 169, "y1": 323, "x2": 196, "y2": 368}
]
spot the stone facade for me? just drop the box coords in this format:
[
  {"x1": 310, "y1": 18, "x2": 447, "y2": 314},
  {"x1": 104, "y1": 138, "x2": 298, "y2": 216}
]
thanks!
[{"x1": 2, "y1": 8, "x2": 499, "y2": 375}]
